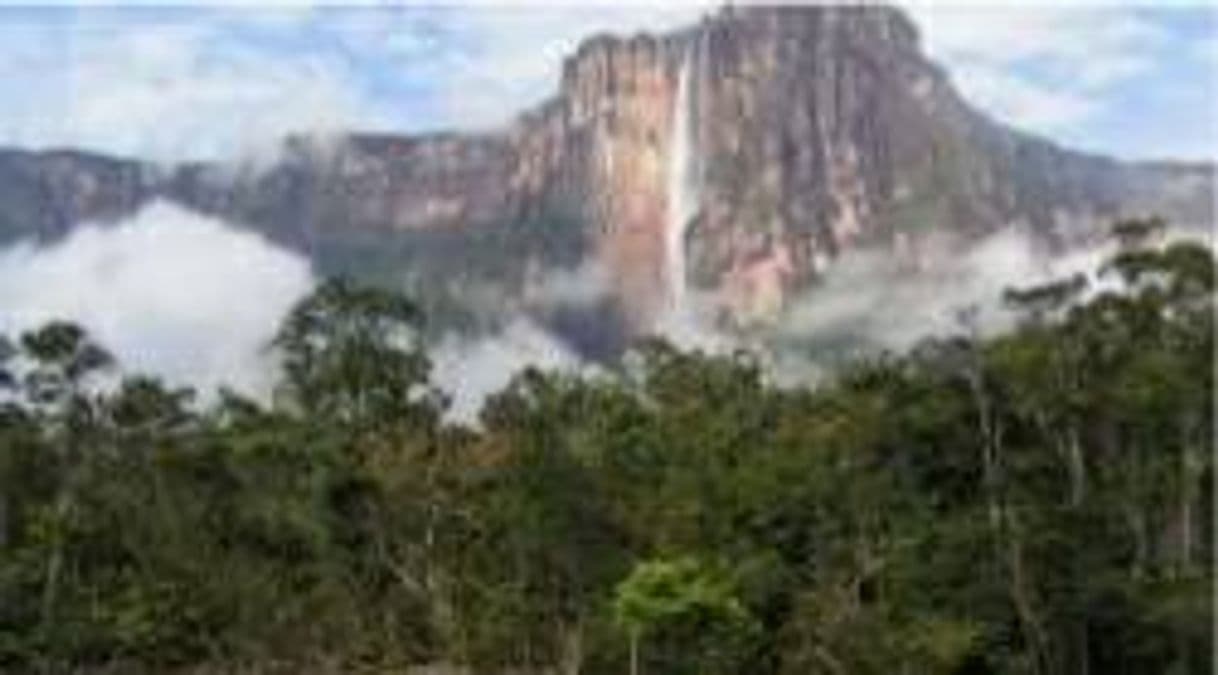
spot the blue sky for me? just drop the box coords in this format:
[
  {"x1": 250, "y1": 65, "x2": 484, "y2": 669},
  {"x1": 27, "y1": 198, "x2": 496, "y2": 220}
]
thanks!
[{"x1": 0, "y1": 3, "x2": 1212, "y2": 163}]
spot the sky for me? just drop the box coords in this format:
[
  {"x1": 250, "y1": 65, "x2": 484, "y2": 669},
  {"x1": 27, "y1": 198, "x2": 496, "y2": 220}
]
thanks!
[{"x1": 0, "y1": 2, "x2": 1212, "y2": 163}]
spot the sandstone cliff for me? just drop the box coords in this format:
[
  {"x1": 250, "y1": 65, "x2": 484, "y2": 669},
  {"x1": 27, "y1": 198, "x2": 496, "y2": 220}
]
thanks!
[{"x1": 0, "y1": 5, "x2": 1211, "y2": 336}]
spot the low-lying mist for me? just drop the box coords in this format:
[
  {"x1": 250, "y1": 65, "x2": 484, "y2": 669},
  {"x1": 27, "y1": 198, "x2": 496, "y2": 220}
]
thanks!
[
  {"x1": 0, "y1": 203, "x2": 1151, "y2": 421},
  {"x1": 0, "y1": 201, "x2": 314, "y2": 397},
  {"x1": 432, "y1": 317, "x2": 584, "y2": 421},
  {"x1": 774, "y1": 228, "x2": 1116, "y2": 351}
]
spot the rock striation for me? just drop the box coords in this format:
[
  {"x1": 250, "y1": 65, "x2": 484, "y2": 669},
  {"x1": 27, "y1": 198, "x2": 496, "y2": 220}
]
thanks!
[{"x1": 0, "y1": 5, "x2": 1211, "y2": 334}]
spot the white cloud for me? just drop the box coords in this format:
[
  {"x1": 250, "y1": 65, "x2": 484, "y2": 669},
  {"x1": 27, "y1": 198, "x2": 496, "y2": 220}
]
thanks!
[
  {"x1": 0, "y1": 5, "x2": 711, "y2": 158},
  {"x1": 527, "y1": 260, "x2": 611, "y2": 308},
  {"x1": 384, "y1": 5, "x2": 706, "y2": 129},
  {"x1": 950, "y1": 63, "x2": 1097, "y2": 129},
  {"x1": 914, "y1": 7, "x2": 1164, "y2": 65},
  {"x1": 0, "y1": 14, "x2": 394, "y2": 162},
  {"x1": 431, "y1": 317, "x2": 584, "y2": 422},
  {"x1": 776, "y1": 228, "x2": 1117, "y2": 355},
  {"x1": 0, "y1": 4, "x2": 1208, "y2": 161},
  {"x1": 0, "y1": 201, "x2": 314, "y2": 397},
  {"x1": 908, "y1": 5, "x2": 1169, "y2": 133}
]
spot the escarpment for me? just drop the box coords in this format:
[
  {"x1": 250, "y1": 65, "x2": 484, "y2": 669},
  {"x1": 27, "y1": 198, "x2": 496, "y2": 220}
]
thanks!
[{"x1": 0, "y1": 5, "x2": 1210, "y2": 336}]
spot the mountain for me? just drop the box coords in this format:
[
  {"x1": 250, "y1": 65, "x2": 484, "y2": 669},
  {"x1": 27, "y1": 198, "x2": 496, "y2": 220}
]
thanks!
[{"x1": 0, "y1": 6, "x2": 1211, "y2": 343}]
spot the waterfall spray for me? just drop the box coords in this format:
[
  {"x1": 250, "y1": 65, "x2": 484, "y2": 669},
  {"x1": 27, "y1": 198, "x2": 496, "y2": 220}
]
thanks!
[{"x1": 665, "y1": 39, "x2": 700, "y2": 314}]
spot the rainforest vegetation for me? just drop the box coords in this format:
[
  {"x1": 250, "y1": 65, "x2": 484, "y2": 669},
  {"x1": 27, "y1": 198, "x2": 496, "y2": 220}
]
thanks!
[{"x1": 0, "y1": 220, "x2": 1211, "y2": 674}]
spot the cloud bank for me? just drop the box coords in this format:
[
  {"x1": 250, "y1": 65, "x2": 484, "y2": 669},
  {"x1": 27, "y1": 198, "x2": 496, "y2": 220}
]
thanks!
[
  {"x1": 0, "y1": 200, "x2": 1140, "y2": 421},
  {"x1": 774, "y1": 228, "x2": 1116, "y2": 361},
  {"x1": 0, "y1": 201, "x2": 314, "y2": 397},
  {"x1": 0, "y1": 202, "x2": 594, "y2": 420},
  {"x1": 431, "y1": 317, "x2": 584, "y2": 423}
]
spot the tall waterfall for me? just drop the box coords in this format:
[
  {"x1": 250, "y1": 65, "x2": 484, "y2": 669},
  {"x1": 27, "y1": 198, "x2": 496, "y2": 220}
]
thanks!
[{"x1": 665, "y1": 41, "x2": 700, "y2": 314}]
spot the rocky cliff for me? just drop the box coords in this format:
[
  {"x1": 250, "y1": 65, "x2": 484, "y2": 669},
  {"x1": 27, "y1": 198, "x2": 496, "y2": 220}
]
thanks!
[{"x1": 0, "y1": 5, "x2": 1211, "y2": 337}]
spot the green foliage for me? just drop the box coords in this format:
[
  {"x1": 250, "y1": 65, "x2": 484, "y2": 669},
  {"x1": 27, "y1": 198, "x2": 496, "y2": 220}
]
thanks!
[
  {"x1": 613, "y1": 556, "x2": 758, "y2": 675},
  {"x1": 272, "y1": 277, "x2": 435, "y2": 423},
  {"x1": 613, "y1": 556, "x2": 752, "y2": 636},
  {"x1": 0, "y1": 224, "x2": 1212, "y2": 674}
]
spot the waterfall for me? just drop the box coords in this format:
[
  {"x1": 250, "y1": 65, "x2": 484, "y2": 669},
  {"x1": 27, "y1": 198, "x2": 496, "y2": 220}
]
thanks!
[{"x1": 665, "y1": 40, "x2": 700, "y2": 314}]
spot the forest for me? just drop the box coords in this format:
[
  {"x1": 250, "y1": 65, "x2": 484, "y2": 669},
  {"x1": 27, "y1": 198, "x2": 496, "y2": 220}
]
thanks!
[{"x1": 0, "y1": 220, "x2": 1211, "y2": 674}]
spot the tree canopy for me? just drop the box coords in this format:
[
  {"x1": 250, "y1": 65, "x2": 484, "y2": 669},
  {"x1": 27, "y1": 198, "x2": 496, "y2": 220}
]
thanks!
[{"x1": 0, "y1": 222, "x2": 1211, "y2": 674}]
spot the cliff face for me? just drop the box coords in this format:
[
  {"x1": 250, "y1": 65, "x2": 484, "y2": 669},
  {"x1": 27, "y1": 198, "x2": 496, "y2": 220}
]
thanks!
[
  {"x1": 551, "y1": 35, "x2": 680, "y2": 326},
  {"x1": 503, "y1": 5, "x2": 1213, "y2": 328},
  {"x1": 0, "y1": 5, "x2": 1211, "y2": 335},
  {"x1": 0, "y1": 150, "x2": 155, "y2": 242}
]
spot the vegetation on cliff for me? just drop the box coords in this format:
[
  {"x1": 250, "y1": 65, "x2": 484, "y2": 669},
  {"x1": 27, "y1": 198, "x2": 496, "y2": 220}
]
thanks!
[{"x1": 0, "y1": 220, "x2": 1211, "y2": 674}]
